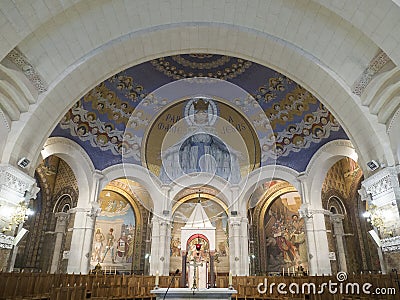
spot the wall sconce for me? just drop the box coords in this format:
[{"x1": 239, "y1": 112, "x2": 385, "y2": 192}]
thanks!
[{"x1": 0, "y1": 201, "x2": 33, "y2": 233}]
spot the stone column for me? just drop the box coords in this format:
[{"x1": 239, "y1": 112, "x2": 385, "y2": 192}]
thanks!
[
  {"x1": 150, "y1": 185, "x2": 172, "y2": 276},
  {"x1": 67, "y1": 203, "x2": 99, "y2": 274},
  {"x1": 180, "y1": 250, "x2": 187, "y2": 287},
  {"x1": 229, "y1": 216, "x2": 241, "y2": 275},
  {"x1": 298, "y1": 173, "x2": 332, "y2": 276},
  {"x1": 209, "y1": 250, "x2": 215, "y2": 287},
  {"x1": 67, "y1": 170, "x2": 102, "y2": 274},
  {"x1": 239, "y1": 217, "x2": 249, "y2": 275},
  {"x1": 228, "y1": 185, "x2": 249, "y2": 276},
  {"x1": 299, "y1": 204, "x2": 332, "y2": 275},
  {"x1": 150, "y1": 215, "x2": 171, "y2": 275},
  {"x1": 331, "y1": 214, "x2": 347, "y2": 272},
  {"x1": 50, "y1": 212, "x2": 69, "y2": 273}
]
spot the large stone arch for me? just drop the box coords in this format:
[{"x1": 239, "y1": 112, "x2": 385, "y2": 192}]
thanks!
[
  {"x1": 238, "y1": 165, "x2": 300, "y2": 214},
  {"x1": 169, "y1": 173, "x2": 231, "y2": 208},
  {"x1": 101, "y1": 163, "x2": 161, "y2": 212},
  {"x1": 2, "y1": 23, "x2": 392, "y2": 177},
  {"x1": 303, "y1": 139, "x2": 358, "y2": 209},
  {"x1": 42, "y1": 137, "x2": 95, "y2": 208}
]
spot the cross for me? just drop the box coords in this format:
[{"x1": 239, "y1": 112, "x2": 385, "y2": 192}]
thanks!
[{"x1": 188, "y1": 258, "x2": 203, "y2": 290}]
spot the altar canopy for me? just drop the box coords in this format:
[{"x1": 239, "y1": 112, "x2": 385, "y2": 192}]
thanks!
[{"x1": 181, "y1": 203, "x2": 216, "y2": 288}]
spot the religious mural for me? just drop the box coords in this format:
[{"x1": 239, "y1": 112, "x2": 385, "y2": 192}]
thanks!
[
  {"x1": 52, "y1": 54, "x2": 348, "y2": 172},
  {"x1": 264, "y1": 192, "x2": 308, "y2": 274},
  {"x1": 157, "y1": 98, "x2": 246, "y2": 183},
  {"x1": 91, "y1": 191, "x2": 136, "y2": 270}
]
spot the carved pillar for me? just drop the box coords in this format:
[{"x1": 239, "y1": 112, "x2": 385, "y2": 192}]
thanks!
[
  {"x1": 331, "y1": 214, "x2": 347, "y2": 272},
  {"x1": 0, "y1": 164, "x2": 39, "y2": 270},
  {"x1": 360, "y1": 167, "x2": 400, "y2": 226},
  {"x1": 359, "y1": 167, "x2": 400, "y2": 273},
  {"x1": 50, "y1": 212, "x2": 69, "y2": 273}
]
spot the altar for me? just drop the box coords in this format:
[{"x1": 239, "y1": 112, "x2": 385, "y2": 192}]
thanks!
[
  {"x1": 151, "y1": 288, "x2": 237, "y2": 300},
  {"x1": 180, "y1": 203, "x2": 216, "y2": 289}
]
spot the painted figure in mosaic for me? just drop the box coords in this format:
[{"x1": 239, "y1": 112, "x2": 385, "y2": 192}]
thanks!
[
  {"x1": 93, "y1": 228, "x2": 105, "y2": 262},
  {"x1": 116, "y1": 231, "x2": 128, "y2": 261},
  {"x1": 102, "y1": 228, "x2": 116, "y2": 263}
]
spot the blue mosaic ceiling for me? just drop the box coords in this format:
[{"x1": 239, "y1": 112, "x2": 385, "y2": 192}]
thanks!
[{"x1": 51, "y1": 54, "x2": 349, "y2": 171}]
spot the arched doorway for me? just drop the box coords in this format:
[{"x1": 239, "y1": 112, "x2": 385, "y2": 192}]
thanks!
[{"x1": 250, "y1": 180, "x2": 308, "y2": 275}]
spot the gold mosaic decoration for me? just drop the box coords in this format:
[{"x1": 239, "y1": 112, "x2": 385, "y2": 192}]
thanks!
[{"x1": 151, "y1": 55, "x2": 252, "y2": 80}]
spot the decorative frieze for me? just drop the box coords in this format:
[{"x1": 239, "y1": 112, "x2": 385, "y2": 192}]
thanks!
[
  {"x1": 0, "y1": 164, "x2": 38, "y2": 205},
  {"x1": 381, "y1": 236, "x2": 400, "y2": 252},
  {"x1": 6, "y1": 48, "x2": 48, "y2": 94},
  {"x1": 0, "y1": 233, "x2": 14, "y2": 249},
  {"x1": 366, "y1": 174, "x2": 392, "y2": 198},
  {"x1": 360, "y1": 167, "x2": 400, "y2": 207},
  {"x1": 352, "y1": 50, "x2": 392, "y2": 96}
]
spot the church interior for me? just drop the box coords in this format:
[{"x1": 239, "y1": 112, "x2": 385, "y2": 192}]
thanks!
[{"x1": 1, "y1": 1, "x2": 400, "y2": 299}]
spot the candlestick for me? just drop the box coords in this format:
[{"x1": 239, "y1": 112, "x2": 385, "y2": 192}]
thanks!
[
  {"x1": 155, "y1": 270, "x2": 159, "y2": 288},
  {"x1": 282, "y1": 268, "x2": 285, "y2": 276},
  {"x1": 228, "y1": 270, "x2": 233, "y2": 288}
]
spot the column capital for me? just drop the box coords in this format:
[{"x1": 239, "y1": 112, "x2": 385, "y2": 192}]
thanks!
[
  {"x1": 330, "y1": 213, "x2": 345, "y2": 223},
  {"x1": 299, "y1": 203, "x2": 329, "y2": 219},
  {"x1": 88, "y1": 202, "x2": 101, "y2": 219},
  {"x1": 229, "y1": 216, "x2": 241, "y2": 226},
  {"x1": 92, "y1": 170, "x2": 104, "y2": 180},
  {"x1": 358, "y1": 186, "x2": 370, "y2": 202},
  {"x1": 152, "y1": 213, "x2": 172, "y2": 224},
  {"x1": 297, "y1": 172, "x2": 308, "y2": 182},
  {"x1": 361, "y1": 166, "x2": 399, "y2": 206},
  {"x1": 0, "y1": 164, "x2": 38, "y2": 204},
  {"x1": 55, "y1": 212, "x2": 69, "y2": 223}
]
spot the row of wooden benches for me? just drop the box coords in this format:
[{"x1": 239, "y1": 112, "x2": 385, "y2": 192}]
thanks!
[{"x1": 0, "y1": 273, "x2": 397, "y2": 300}]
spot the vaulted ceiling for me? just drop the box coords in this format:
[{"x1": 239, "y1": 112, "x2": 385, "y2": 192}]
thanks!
[
  {"x1": 1, "y1": 1, "x2": 400, "y2": 176},
  {"x1": 50, "y1": 54, "x2": 348, "y2": 172}
]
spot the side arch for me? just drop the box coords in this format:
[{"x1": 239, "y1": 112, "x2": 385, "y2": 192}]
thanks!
[
  {"x1": 42, "y1": 137, "x2": 95, "y2": 208},
  {"x1": 304, "y1": 139, "x2": 358, "y2": 208},
  {"x1": 101, "y1": 163, "x2": 161, "y2": 212},
  {"x1": 238, "y1": 165, "x2": 300, "y2": 214}
]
